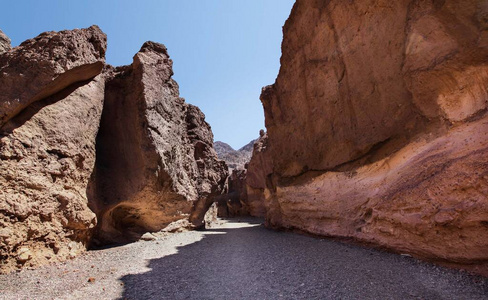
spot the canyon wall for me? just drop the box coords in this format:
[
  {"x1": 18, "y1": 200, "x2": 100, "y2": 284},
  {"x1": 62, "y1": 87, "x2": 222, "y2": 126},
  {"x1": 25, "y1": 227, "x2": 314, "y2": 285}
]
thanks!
[
  {"x1": 0, "y1": 26, "x2": 107, "y2": 272},
  {"x1": 88, "y1": 42, "x2": 227, "y2": 244},
  {"x1": 0, "y1": 28, "x2": 226, "y2": 272},
  {"x1": 257, "y1": 0, "x2": 488, "y2": 271}
]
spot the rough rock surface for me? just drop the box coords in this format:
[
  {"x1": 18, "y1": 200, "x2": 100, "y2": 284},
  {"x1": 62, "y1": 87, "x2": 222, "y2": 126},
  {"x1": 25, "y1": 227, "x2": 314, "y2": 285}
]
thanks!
[
  {"x1": 217, "y1": 169, "x2": 248, "y2": 217},
  {"x1": 244, "y1": 131, "x2": 271, "y2": 217},
  {"x1": 89, "y1": 42, "x2": 227, "y2": 244},
  {"x1": 0, "y1": 26, "x2": 106, "y2": 128},
  {"x1": 1, "y1": 27, "x2": 226, "y2": 272},
  {"x1": 0, "y1": 25, "x2": 106, "y2": 273},
  {"x1": 257, "y1": 0, "x2": 488, "y2": 271},
  {"x1": 0, "y1": 29, "x2": 11, "y2": 55},
  {"x1": 214, "y1": 139, "x2": 255, "y2": 171}
]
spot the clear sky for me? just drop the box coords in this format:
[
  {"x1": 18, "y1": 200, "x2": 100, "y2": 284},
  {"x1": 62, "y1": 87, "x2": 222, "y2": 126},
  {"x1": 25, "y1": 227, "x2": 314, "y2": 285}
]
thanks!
[{"x1": 1, "y1": 0, "x2": 295, "y2": 149}]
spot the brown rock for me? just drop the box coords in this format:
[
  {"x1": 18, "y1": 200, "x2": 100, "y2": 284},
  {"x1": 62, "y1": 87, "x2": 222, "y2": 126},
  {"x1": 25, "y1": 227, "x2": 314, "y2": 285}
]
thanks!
[
  {"x1": 0, "y1": 26, "x2": 106, "y2": 274},
  {"x1": 258, "y1": 0, "x2": 488, "y2": 271},
  {"x1": 88, "y1": 42, "x2": 227, "y2": 244},
  {"x1": 0, "y1": 29, "x2": 11, "y2": 55},
  {"x1": 0, "y1": 25, "x2": 106, "y2": 128},
  {"x1": 217, "y1": 169, "x2": 248, "y2": 218},
  {"x1": 245, "y1": 132, "x2": 272, "y2": 217},
  {"x1": 214, "y1": 140, "x2": 256, "y2": 171},
  {"x1": 0, "y1": 71, "x2": 105, "y2": 273}
]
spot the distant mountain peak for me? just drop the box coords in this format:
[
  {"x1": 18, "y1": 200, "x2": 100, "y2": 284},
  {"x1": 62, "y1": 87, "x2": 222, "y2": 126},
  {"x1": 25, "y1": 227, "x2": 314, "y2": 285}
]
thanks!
[{"x1": 214, "y1": 139, "x2": 257, "y2": 170}]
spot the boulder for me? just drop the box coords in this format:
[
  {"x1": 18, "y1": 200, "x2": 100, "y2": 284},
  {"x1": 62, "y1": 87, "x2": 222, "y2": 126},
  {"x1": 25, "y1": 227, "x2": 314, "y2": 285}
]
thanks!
[{"x1": 257, "y1": 0, "x2": 488, "y2": 271}]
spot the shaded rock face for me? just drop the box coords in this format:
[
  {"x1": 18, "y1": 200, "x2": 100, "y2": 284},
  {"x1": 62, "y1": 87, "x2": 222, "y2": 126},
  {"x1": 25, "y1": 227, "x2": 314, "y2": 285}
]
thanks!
[
  {"x1": 0, "y1": 30, "x2": 11, "y2": 54},
  {"x1": 217, "y1": 169, "x2": 248, "y2": 218},
  {"x1": 0, "y1": 28, "x2": 106, "y2": 273},
  {"x1": 89, "y1": 42, "x2": 227, "y2": 245},
  {"x1": 258, "y1": 0, "x2": 488, "y2": 270}
]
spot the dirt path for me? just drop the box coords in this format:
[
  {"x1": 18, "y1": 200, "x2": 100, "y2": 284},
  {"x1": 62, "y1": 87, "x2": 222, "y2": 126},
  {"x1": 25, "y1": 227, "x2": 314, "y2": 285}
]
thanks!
[{"x1": 1, "y1": 218, "x2": 487, "y2": 299}]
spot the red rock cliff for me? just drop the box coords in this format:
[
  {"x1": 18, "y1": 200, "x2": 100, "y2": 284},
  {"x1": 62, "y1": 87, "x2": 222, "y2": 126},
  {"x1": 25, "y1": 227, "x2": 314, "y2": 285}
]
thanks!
[{"x1": 256, "y1": 0, "x2": 488, "y2": 273}]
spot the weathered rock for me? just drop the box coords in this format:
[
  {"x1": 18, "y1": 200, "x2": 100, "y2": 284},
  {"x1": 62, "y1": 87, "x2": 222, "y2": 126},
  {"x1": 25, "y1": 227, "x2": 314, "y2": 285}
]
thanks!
[
  {"x1": 245, "y1": 131, "x2": 272, "y2": 217},
  {"x1": 0, "y1": 29, "x2": 11, "y2": 55},
  {"x1": 0, "y1": 76, "x2": 105, "y2": 273},
  {"x1": 214, "y1": 139, "x2": 256, "y2": 171},
  {"x1": 217, "y1": 168, "x2": 248, "y2": 217},
  {"x1": 0, "y1": 25, "x2": 106, "y2": 128},
  {"x1": 0, "y1": 26, "x2": 106, "y2": 273},
  {"x1": 258, "y1": 0, "x2": 488, "y2": 271},
  {"x1": 88, "y1": 42, "x2": 227, "y2": 245}
]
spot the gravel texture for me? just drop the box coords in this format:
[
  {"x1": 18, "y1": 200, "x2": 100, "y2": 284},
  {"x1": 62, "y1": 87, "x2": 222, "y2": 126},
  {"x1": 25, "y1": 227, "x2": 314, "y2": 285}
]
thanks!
[{"x1": 1, "y1": 218, "x2": 487, "y2": 299}]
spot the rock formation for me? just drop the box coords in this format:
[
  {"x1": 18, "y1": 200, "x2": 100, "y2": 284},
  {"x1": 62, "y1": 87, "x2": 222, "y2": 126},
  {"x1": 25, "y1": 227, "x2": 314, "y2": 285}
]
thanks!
[
  {"x1": 0, "y1": 26, "x2": 106, "y2": 128},
  {"x1": 217, "y1": 169, "x2": 248, "y2": 217},
  {"x1": 256, "y1": 0, "x2": 488, "y2": 271},
  {"x1": 0, "y1": 26, "x2": 106, "y2": 273},
  {"x1": 214, "y1": 139, "x2": 256, "y2": 171},
  {"x1": 215, "y1": 134, "x2": 270, "y2": 218},
  {"x1": 88, "y1": 42, "x2": 227, "y2": 245},
  {"x1": 245, "y1": 130, "x2": 271, "y2": 217},
  {"x1": 0, "y1": 30, "x2": 11, "y2": 54},
  {"x1": 0, "y1": 28, "x2": 227, "y2": 272}
]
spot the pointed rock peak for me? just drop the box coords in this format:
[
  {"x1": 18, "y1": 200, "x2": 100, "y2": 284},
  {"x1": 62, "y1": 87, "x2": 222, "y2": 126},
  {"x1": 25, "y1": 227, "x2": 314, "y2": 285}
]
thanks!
[
  {"x1": 0, "y1": 29, "x2": 11, "y2": 54},
  {"x1": 139, "y1": 41, "x2": 169, "y2": 56}
]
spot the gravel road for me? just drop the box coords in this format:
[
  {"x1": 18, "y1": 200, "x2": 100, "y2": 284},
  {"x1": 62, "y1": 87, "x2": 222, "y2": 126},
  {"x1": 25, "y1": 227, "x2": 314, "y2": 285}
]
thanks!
[{"x1": 1, "y1": 218, "x2": 487, "y2": 299}]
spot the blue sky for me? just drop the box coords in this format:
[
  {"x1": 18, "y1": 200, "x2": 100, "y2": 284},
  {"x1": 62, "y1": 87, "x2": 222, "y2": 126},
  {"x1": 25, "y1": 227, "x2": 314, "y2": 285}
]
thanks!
[{"x1": 1, "y1": 0, "x2": 295, "y2": 149}]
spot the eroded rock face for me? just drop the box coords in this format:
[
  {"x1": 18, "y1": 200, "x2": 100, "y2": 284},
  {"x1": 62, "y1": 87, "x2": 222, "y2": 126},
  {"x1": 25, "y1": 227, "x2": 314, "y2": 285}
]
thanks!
[
  {"x1": 0, "y1": 30, "x2": 11, "y2": 54},
  {"x1": 258, "y1": 0, "x2": 488, "y2": 270},
  {"x1": 0, "y1": 25, "x2": 106, "y2": 128},
  {"x1": 245, "y1": 131, "x2": 271, "y2": 217},
  {"x1": 0, "y1": 27, "x2": 226, "y2": 272},
  {"x1": 89, "y1": 42, "x2": 227, "y2": 244},
  {"x1": 0, "y1": 27, "x2": 106, "y2": 273},
  {"x1": 217, "y1": 168, "x2": 248, "y2": 218}
]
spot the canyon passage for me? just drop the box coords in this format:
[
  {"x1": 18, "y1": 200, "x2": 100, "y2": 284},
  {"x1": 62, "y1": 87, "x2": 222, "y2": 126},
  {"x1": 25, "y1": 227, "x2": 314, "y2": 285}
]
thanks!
[{"x1": 1, "y1": 0, "x2": 488, "y2": 298}]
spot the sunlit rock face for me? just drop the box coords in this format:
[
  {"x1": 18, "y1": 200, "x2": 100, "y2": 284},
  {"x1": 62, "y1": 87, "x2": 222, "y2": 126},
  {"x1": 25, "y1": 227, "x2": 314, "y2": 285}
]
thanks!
[
  {"x1": 0, "y1": 28, "x2": 227, "y2": 273},
  {"x1": 88, "y1": 42, "x2": 228, "y2": 245},
  {"x1": 0, "y1": 30, "x2": 11, "y2": 54},
  {"x1": 256, "y1": 0, "x2": 488, "y2": 271},
  {"x1": 0, "y1": 26, "x2": 106, "y2": 273}
]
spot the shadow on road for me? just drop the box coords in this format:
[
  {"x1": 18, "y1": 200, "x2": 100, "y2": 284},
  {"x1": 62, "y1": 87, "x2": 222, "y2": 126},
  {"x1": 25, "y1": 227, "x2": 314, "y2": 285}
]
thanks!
[{"x1": 119, "y1": 219, "x2": 488, "y2": 300}]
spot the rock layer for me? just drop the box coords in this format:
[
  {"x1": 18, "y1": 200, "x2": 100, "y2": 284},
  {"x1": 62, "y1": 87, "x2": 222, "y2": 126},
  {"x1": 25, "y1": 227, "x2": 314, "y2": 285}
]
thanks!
[
  {"x1": 89, "y1": 42, "x2": 227, "y2": 244},
  {"x1": 257, "y1": 0, "x2": 488, "y2": 271}
]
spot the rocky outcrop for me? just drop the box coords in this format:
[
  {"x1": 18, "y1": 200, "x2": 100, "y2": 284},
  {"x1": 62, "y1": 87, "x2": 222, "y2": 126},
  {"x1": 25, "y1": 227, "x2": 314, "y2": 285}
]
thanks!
[
  {"x1": 0, "y1": 27, "x2": 106, "y2": 273},
  {"x1": 214, "y1": 139, "x2": 256, "y2": 171},
  {"x1": 1, "y1": 28, "x2": 227, "y2": 272},
  {"x1": 245, "y1": 130, "x2": 271, "y2": 217},
  {"x1": 0, "y1": 26, "x2": 106, "y2": 129},
  {"x1": 258, "y1": 0, "x2": 488, "y2": 271},
  {"x1": 217, "y1": 169, "x2": 248, "y2": 217},
  {"x1": 0, "y1": 30, "x2": 11, "y2": 54},
  {"x1": 215, "y1": 132, "x2": 270, "y2": 218},
  {"x1": 88, "y1": 42, "x2": 227, "y2": 245}
]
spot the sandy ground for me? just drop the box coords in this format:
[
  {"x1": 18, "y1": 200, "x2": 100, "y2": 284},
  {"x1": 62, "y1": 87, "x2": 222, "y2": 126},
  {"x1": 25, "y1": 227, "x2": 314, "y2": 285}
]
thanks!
[{"x1": 1, "y1": 218, "x2": 487, "y2": 300}]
